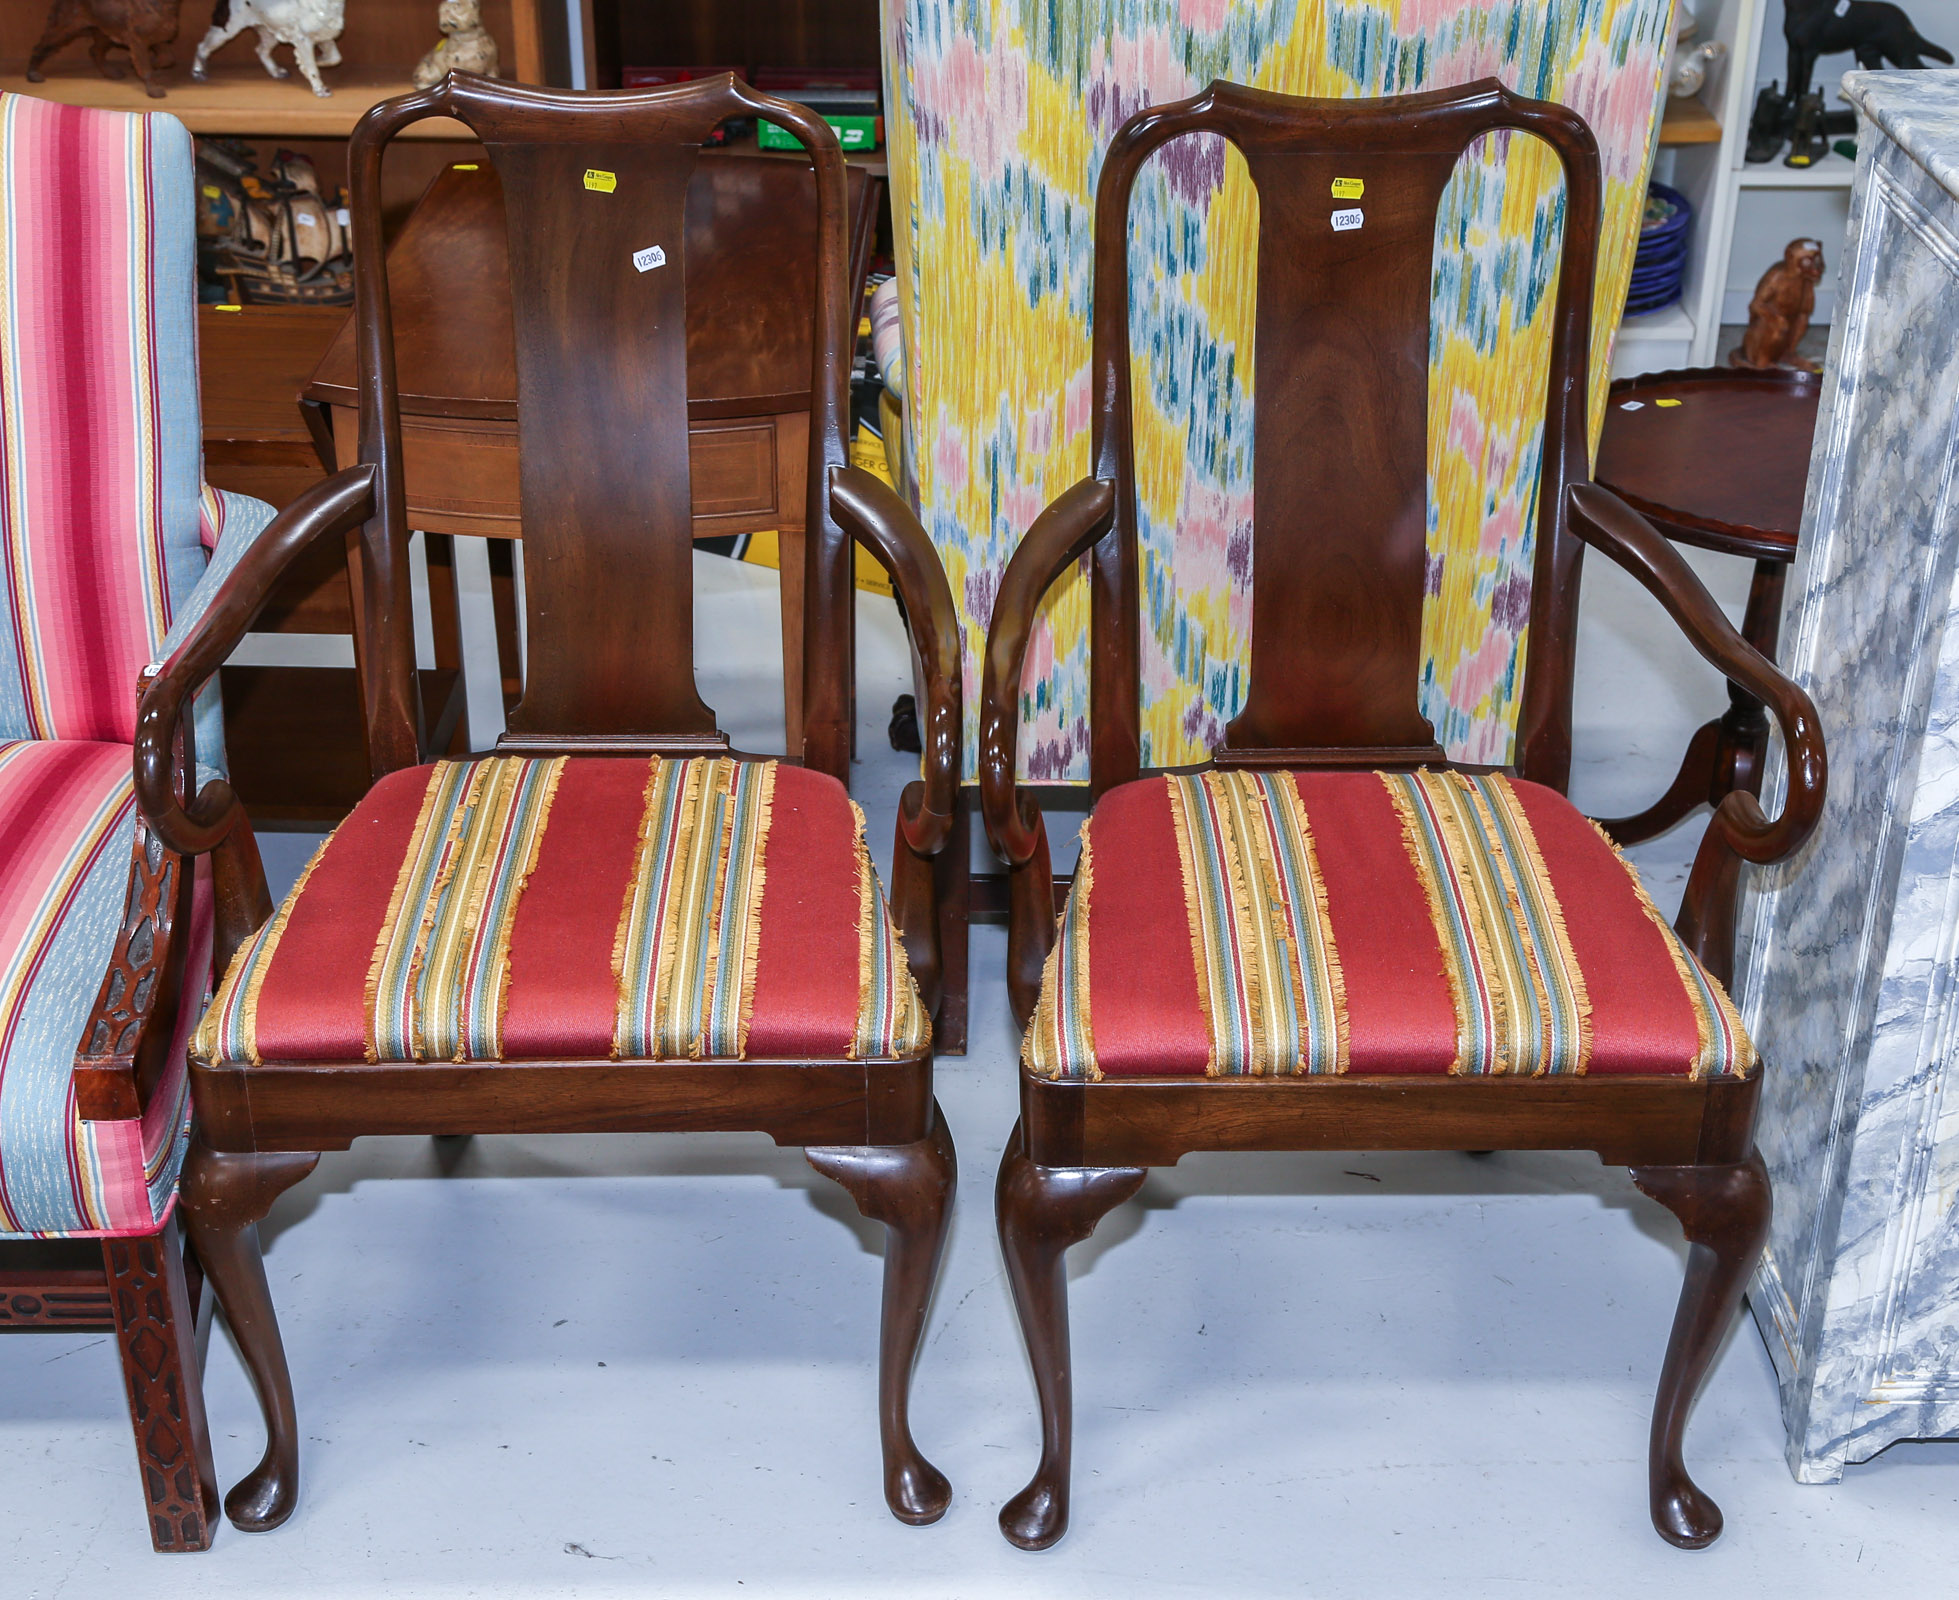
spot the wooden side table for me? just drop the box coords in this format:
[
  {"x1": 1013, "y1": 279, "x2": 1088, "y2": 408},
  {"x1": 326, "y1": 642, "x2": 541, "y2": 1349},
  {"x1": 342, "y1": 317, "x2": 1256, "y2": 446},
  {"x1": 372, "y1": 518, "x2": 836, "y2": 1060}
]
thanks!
[
  {"x1": 302, "y1": 154, "x2": 880, "y2": 758},
  {"x1": 1592, "y1": 365, "x2": 1822, "y2": 842}
]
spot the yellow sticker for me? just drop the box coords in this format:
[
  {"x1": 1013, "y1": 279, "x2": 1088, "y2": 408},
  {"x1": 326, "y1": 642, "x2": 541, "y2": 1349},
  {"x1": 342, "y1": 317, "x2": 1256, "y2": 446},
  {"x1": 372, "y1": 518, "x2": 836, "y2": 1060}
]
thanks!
[
  {"x1": 201, "y1": 184, "x2": 222, "y2": 199},
  {"x1": 1332, "y1": 176, "x2": 1364, "y2": 199},
  {"x1": 1655, "y1": 397, "x2": 1683, "y2": 408},
  {"x1": 213, "y1": 303, "x2": 241, "y2": 313},
  {"x1": 452, "y1": 162, "x2": 479, "y2": 171},
  {"x1": 583, "y1": 168, "x2": 616, "y2": 192}
]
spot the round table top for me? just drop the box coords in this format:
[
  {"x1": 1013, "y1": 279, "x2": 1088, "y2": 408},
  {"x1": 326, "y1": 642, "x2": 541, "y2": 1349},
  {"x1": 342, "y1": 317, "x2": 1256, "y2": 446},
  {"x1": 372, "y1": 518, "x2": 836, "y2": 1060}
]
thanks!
[{"x1": 1593, "y1": 366, "x2": 1822, "y2": 563}]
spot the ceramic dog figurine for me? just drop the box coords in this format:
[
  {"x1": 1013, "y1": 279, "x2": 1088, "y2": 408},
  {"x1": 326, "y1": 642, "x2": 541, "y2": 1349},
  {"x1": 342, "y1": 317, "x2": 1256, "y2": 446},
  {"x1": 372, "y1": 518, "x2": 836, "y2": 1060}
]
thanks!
[
  {"x1": 26, "y1": 0, "x2": 184, "y2": 99},
  {"x1": 192, "y1": 0, "x2": 345, "y2": 99},
  {"x1": 412, "y1": 0, "x2": 499, "y2": 90}
]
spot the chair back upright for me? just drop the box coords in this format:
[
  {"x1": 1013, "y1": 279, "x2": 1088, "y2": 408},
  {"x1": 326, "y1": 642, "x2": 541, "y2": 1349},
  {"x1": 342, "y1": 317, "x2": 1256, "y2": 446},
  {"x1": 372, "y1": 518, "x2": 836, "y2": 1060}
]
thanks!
[
  {"x1": 0, "y1": 92, "x2": 208, "y2": 747},
  {"x1": 343, "y1": 72, "x2": 856, "y2": 781},
  {"x1": 1085, "y1": 79, "x2": 1602, "y2": 796}
]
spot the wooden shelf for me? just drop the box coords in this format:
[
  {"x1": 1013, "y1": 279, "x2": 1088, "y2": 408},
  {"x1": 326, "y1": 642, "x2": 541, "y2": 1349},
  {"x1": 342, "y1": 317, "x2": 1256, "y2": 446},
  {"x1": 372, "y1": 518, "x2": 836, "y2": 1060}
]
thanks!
[
  {"x1": 2, "y1": 65, "x2": 474, "y2": 139},
  {"x1": 1658, "y1": 96, "x2": 1721, "y2": 146}
]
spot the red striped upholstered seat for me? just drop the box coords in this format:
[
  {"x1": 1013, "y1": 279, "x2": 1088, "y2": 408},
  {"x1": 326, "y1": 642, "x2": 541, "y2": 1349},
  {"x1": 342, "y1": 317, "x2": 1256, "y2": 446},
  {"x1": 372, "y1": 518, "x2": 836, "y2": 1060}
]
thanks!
[
  {"x1": 196, "y1": 755, "x2": 929, "y2": 1067},
  {"x1": 1023, "y1": 769, "x2": 1752, "y2": 1084}
]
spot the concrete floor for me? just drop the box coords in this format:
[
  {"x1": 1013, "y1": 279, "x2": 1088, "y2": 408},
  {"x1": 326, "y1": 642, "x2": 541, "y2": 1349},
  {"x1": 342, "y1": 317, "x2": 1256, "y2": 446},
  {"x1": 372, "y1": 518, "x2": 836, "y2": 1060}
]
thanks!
[{"x1": 5, "y1": 545, "x2": 1955, "y2": 1598}]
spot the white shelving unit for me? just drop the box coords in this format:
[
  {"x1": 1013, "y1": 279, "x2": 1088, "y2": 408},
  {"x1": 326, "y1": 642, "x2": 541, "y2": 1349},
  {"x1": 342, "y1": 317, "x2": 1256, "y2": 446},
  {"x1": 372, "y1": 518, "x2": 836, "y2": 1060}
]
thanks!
[{"x1": 1614, "y1": 0, "x2": 1959, "y2": 374}]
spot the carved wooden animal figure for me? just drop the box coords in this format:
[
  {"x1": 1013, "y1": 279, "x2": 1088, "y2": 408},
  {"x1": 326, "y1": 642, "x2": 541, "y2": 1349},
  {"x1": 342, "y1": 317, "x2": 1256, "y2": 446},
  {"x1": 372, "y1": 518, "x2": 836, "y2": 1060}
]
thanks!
[
  {"x1": 1732, "y1": 238, "x2": 1826, "y2": 371},
  {"x1": 192, "y1": 0, "x2": 345, "y2": 99},
  {"x1": 1785, "y1": 0, "x2": 1953, "y2": 102},
  {"x1": 412, "y1": 0, "x2": 499, "y2": 90},
  {"x1": 26, "y1": 0, "x2": 184, "y2": 99}
]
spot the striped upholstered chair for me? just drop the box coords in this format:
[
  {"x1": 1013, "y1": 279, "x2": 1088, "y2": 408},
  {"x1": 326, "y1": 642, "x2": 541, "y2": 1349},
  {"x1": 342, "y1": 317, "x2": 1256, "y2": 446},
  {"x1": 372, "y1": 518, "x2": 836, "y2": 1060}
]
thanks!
[
  {"x1": 0, "y1": 92, "x2": 277, "y2": 1550},
  {"x1": 981, "y1": 82, "x2": 1826, "y2": 1552}
]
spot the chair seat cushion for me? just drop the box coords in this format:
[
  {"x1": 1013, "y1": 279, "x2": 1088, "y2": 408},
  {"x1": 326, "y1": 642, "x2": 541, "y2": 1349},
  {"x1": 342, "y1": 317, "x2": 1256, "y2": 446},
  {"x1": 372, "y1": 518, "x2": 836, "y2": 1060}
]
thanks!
[
  {"x1": 1024, "y1": 769, "x2": 1753, "y2": 1083},
  {"x1": 197, "y1": 755, "x2": 929, "y2": 1068},
  {"x1": 0, "y1": 740, "x2": 204, "y2": 1239}
]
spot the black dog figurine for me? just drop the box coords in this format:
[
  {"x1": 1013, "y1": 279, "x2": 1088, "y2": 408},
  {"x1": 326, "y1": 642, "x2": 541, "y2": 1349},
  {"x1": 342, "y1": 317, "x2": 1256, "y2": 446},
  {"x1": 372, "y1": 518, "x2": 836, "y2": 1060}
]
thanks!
[{"x1": 1786, "y1": 0, "x2": 1952, "y2": 104}]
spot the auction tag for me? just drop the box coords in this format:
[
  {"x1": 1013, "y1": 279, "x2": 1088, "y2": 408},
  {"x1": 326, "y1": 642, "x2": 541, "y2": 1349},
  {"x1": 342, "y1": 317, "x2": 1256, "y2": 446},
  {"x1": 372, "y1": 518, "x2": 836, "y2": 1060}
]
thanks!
[
  {"x1": 584, "y1": 168, "x2": 617, "y2": 192},
  {"x1": 633, "y1": 244, "x2": 667, "y2": 272},
  {"x1": 335, "y1": 208, "x2": 350, "y2": 226},
  {"x1": 1331, "y1": 176, "x2": 1364, "y2": 199},
  {"x1": 1331, "y1": 207, "x2": 1364, "y2": 232},
  {"x1": 1619, "y1": 400, "x2": 1645, "y2": 410},
  {"x1": 1655, "y1": 397, "x2": 1683, "y2": 407}
]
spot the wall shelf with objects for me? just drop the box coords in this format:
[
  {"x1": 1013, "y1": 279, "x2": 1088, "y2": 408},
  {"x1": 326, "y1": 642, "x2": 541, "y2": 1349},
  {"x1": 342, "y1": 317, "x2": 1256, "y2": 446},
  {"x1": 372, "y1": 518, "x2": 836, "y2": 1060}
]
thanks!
[
  {"x1": 1, "y1": 0, "x2": 558, "y2": 129},
  {"x1": 1617, "y1": 0, "x2": 1959, "y2": 371},
  {"x1": 7, "y1": 0, "x2": 570, "y2": 822}
]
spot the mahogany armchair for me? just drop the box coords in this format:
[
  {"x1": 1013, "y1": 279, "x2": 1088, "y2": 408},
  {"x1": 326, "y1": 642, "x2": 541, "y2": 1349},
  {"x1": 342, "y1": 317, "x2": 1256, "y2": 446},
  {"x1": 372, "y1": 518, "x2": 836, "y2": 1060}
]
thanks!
[
  {"x1": 980, "y1": 80, "x2": 1826, "y2": 1552},
  {"x1": 133, "y1": 72, "x2": 963, "y2": 1536}
]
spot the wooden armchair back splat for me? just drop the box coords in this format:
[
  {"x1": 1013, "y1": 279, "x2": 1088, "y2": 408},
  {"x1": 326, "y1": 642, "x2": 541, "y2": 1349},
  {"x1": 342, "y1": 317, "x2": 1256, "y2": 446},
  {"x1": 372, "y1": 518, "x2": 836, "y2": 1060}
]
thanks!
[
  {"x1": 979, "y1": 79, "x2": 1824, "y2": 1556},
  {"x1": 134, "y1": 71, "x2": 962, "y2": 1541}
]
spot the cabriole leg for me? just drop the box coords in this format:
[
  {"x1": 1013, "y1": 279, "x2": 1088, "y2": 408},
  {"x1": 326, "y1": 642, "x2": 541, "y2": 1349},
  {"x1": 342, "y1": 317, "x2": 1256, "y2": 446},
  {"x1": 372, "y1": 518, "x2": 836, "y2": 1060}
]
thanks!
[
  {"x1": 806, "y1": 1098, "x2": 958, "y2": 1524},
  {"x1": 995, "y1": 1120, "x2": 1145, "y2": 1551},
  {"x1": 1630, "y1": 1149, "x2": 1771, "y2": 1548},
  {"x1": 179, "y1": 1137, "x2": 319, "y2": 1532}
]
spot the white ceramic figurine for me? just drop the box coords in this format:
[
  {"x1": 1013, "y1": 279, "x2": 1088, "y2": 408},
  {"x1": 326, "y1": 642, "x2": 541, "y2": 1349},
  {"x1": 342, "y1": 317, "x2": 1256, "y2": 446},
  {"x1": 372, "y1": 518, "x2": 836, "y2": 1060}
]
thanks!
[
  {"x1": 192, "y1": 0, "x2": 346, "y2": 99},
  {"x1": 412, "y1": 0, "x2": 499, "y2": 89}
]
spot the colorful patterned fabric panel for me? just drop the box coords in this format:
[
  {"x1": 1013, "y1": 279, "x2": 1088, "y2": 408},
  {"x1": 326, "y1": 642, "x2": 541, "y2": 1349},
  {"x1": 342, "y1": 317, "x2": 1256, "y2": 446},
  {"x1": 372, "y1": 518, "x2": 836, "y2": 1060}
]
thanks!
[
  {"x1": 880, "y1": 0, "x2": 1671, "y2": 779},
  {"x1": 196, "y1": 756, "x2": 930, "y2": 1067},
  {"x1": 0, "y1": 739, "x2": 207, "y2": 1238},
  {"x1": 1023, "y1": 769, "x2": 1752, "y2": 1084},
  {"x1": 869, "y1": 276, "x2": 905, "y2": 400},
  {"x1": 0, "y1": 93, "x2": 207, "y2": 746}
]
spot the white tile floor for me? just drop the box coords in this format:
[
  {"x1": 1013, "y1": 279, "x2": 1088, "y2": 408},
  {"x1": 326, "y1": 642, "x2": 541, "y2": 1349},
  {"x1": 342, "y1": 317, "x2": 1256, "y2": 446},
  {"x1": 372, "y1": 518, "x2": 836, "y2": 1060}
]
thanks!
[{"x1": 7, "y1": 548, "x2": 1956, "y2": 1598}]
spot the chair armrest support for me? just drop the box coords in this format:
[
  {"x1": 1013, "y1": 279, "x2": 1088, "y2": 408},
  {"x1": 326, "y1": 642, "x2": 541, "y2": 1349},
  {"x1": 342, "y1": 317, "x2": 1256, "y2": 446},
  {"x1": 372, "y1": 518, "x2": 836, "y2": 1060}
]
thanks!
[
  {"x1": 1568, "y1": 483, "x2": 1826, "y2": 870},
  {"x1": 978, "y1": 479, "x2": 1117, "y2": 865},
  {"x1": 135, "y1": 466, "x2": 377, "y2": 860},
  {"x1": 829, "y1": 464, "x2": 961, "y2": 857}
]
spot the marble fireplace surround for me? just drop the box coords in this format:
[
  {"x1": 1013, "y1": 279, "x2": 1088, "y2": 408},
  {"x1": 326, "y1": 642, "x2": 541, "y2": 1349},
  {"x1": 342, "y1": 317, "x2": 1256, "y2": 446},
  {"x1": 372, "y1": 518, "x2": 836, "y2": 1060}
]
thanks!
[{"x1": 1737, "y1": 69, "x2": 1959, "y2": 1482}]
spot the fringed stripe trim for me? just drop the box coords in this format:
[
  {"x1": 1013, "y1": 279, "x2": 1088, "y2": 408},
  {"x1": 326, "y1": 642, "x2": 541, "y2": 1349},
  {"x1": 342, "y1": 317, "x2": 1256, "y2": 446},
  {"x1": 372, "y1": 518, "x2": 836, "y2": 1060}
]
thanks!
[
  {"x1": 613, "y1": 757, "x2": 779, "y2": 1060},
  {"x1": 1022, "y1": 822, "x2": 1097, "y2": 1080},
  {"x1": 364, "y1": 762, "x2": 475, "y2": 1064},
  {"x1": 195, "y1": 825, "x2": 338, "y2": 1068},
  {"x1": 1169, "y1": 770, "x2": 1348, "y2": 1077},
  {"x1": 1383, "y1": 771, "x2": 1589, "y2": 1076},
  {"x1": 850, "y1": 799, "x2": 929, "y2": 1059}
]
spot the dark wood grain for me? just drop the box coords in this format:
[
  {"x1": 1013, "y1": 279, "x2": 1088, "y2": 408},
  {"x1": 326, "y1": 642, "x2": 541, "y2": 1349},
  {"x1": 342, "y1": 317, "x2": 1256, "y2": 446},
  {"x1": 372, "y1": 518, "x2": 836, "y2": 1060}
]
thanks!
[
  {"x1": 1630, "y1": 1152, "x2": 1772, "y2": 1547},
  {"x1": 105, "y1": 1228, "x2": 221, "y2": 1552},
  {"x1": 1590, "y1": 367, "x2": 1817, "y2": 892},
  {"x1": 973, "y1": 78, "x2": 1821, "y2": 1554}
]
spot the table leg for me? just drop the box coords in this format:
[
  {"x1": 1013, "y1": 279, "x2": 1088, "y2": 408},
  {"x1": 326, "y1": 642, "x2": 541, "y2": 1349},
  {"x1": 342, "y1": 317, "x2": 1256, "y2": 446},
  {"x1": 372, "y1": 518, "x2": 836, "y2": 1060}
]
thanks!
[{"x1": 780, "y1": 526, "x2": 805, "y2": 760}]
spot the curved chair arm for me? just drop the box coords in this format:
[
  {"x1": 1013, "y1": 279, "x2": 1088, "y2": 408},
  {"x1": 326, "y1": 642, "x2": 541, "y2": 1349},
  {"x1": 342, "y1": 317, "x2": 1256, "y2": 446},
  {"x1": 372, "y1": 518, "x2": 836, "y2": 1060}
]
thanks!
[
  {"x1": 978, "y1": 478, "x2": 1118, "y2": 866},
  {"x1": 829, "y1": 464, "x2": 961, "y2": 857},
  {"x1": 135, "y1": 467, "x2": 378, "y2": 860},
  {"x1": 1568, "y1": 482, "x2": 1827, "y2": 869}
]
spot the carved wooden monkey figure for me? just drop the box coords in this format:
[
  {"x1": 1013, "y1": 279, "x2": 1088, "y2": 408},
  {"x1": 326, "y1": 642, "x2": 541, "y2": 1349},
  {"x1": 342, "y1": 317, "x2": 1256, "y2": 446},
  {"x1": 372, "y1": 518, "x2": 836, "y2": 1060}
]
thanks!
[{"x1": 1732, "y1": 238, "x2": 1826, "y2": 371}]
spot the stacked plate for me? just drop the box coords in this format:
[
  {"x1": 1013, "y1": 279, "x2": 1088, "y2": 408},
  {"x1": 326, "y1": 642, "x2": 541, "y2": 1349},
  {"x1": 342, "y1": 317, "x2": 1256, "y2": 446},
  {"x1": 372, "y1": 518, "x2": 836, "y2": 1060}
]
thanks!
[{"x1": 1625, "y1": 181, "x2": 1692, "y2": 315}]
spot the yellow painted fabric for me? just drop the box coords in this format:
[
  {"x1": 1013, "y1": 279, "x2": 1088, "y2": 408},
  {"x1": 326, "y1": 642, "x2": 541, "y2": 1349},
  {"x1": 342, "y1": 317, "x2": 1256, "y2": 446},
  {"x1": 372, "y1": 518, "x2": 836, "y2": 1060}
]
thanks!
[{"x1": 880, "y1": 0, "x2": 1670, "y2": 778}]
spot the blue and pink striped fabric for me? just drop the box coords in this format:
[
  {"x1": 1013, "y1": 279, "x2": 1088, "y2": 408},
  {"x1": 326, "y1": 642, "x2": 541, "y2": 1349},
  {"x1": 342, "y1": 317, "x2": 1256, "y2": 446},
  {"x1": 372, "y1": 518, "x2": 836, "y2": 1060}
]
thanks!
[
  {"x1": 0, "y1": 92, "x2": 267, "y2": 1239},
  {"x1": 0, "y1": 740, "x2": 207, "y2": 1236},
  {"x1": 0, "y1": 90, "x2": 206, "y2": 747}
]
